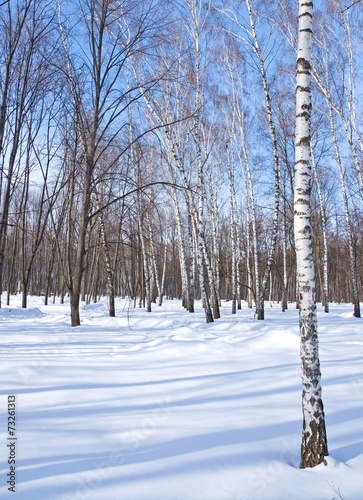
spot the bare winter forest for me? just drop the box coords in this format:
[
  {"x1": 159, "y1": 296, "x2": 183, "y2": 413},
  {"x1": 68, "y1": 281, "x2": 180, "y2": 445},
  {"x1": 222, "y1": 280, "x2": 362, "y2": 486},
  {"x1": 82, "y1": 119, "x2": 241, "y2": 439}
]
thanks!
[
  {"x1": 1, "y1": 0, "x2": 362, "y2": 324},
  {"x1": 0, "y1": 0, "x2": 363, "y2": 479}
]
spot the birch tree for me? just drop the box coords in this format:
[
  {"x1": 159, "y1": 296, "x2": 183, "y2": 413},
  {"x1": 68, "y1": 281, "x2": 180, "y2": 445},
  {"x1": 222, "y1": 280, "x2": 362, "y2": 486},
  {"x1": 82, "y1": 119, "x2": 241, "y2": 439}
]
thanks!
[
  {"x1": 311, "y1": 146, "x2": 329, "y2": 313},
  {"x1": 294, "y1": 0, "x2": 328, "y2": 468},
  {"x1": 218, "y1": 0, "x2": 281, "y2": 319},
  {"x1": 129, "y1": 4, "x2": 216, "y2": 322},
  {"x1": 227, "y1": 142, "x2": 237, "y2": 313}
]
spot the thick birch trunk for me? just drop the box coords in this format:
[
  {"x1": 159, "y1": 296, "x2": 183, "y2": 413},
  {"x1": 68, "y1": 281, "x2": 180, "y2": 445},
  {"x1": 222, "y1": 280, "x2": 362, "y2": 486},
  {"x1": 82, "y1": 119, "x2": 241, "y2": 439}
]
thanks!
[{"x1": 295, "y1": 0, "x2": 328, "y2": 468}]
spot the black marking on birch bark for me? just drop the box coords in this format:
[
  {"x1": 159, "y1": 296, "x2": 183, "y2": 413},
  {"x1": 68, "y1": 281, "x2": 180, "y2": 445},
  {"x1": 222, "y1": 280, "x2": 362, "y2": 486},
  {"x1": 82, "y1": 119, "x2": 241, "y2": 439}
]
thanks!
[
  {"x1": 302, "y1": 103, "x2": 312, "y2": 110},
  {"x1": 296, "y1": 58, "x2": 311, "y2": 70},
  {"x1": 301, "y1": 2, "x2": 313, "y2": 6},
  {"x1": 300, "y1": 28, "x2": 312, "y2": 32},
  {"x1": 296, "y1": 86, "x2": 310, "y2": 92},
  {"x1": 299, "y1": 11, "x2": 313, "y2": 18},
  {"x1": 296, "y1": 136, "x2": 311, "y2": 147},
  {"x1": 295, "y1": 159, "x2": 309, "y2": 165},
  {"x1": 296, "y1": 111, "x2": 310, "y2": 120}
]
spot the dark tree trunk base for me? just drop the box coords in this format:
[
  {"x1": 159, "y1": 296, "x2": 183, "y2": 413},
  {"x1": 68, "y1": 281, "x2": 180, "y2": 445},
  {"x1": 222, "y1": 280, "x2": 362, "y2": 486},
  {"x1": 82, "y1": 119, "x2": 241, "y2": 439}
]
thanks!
[
  {"x1": 300, "y1": 417, "x2": 328, "y2": 468},
  {"x1": 353, "y1": 301, "x2": 360, "y2": 318},
  {"x1": 71, "y1": 294, "x2": 81, "y2": 327},
  {"x1": 256, "y1": 306, "x2": 264, "y2": 320}
]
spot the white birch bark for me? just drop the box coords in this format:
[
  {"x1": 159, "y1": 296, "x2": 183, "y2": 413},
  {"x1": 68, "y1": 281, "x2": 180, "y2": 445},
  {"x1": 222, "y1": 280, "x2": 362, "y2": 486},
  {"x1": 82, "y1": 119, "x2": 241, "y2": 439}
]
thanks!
[
  {"x1": 233, "y1": 181, "x2": 242, "y2": 310},
  {"x1": 159, "y1": 226, "x2": 168, "y2": 307},
  {"x1": 170, "y1": 140, "x2": 213, "y2": 322},
  {"x1": 332, "y1": 9, "x2": 363, "y2": 199},
  {"x1": 330, "y1": 101, "x2": 363, "y2": 202},
  {"x1": 311, "y1": 148, "x2": 329, "y2": 313},
  {"x1": 128, "y1": 99, "x2": 151, "y2": 313},
  {"x1": 147, "y1": 215, "x2": 162, "y2": 306},
  {"x1": 95, "y1": 197, "x2": 115, "y2": 317},
  {"x1": 246, "y1": 201, "x2": 253, "y2": 308},
  {"x1": 138, "y1": 215, "x2": 151, "y2": 313},
  {"x1": 280, "y1": 177, "x2": 288, "y2": 312},
  {"x1": 190, "y1": 0, "x2": 220, "y2": 321},
  {"x1": 339, "y1": 8, "x2": 363, "y2": 155},
  {"x1": 312, "y1": 58, "x2": 363, "y2": 201},
  {"x1": 295, "y1": 0, "x2": 328, "y2": 468},
  {"x1": 245, "y1": 0, "x2": 280, "y2": 320},
  {"x1": 326, "y1": 104, "x2": 360, "y2": 318},
  {"x1": 129, "y1": 42, "x2": 213, "y2": 323},
  {"x1": 205, "y1": 157, "x2": 221, "y2": 308},
  {"x1": 186, "y1": 197, "x2": 195, "y2": 313},
  {"x1": 168, "y1": 161, "x2": 190, "y2": 310},
  {"x1": 227, "y1": 143, "x2": 237, "y2": 314},
  {"x1": 238, "y1": 131, "x2": 260, "y2": 313}
]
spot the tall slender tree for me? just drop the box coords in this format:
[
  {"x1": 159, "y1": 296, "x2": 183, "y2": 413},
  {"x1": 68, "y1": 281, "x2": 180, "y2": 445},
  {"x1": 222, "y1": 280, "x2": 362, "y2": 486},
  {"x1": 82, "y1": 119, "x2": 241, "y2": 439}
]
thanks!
[{"x1": 294, "y1": 0, "x2": 328, "y2": 468}]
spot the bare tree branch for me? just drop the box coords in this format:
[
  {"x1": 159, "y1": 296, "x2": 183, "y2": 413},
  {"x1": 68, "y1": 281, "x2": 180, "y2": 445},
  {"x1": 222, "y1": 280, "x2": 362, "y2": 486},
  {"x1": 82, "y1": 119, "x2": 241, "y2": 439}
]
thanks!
[{"x1": 341, "y1": 0, "x2": 363, "y2": 13}]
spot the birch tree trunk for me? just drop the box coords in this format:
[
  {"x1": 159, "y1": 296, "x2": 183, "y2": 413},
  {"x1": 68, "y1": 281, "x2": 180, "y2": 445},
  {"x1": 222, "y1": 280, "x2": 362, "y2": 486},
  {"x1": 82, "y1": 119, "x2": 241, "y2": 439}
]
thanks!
[
  {"x1": 96, "y1": 199, "x2": 115, "y2": 317},
  {"x1": 295, "y1": 0, "x2": 328, "y2": 468},
  {"x1": 232, "y1": 180, "x2": 242, "y2": 309},
  {"x1": 190, "y1": 0, "x2": 219, "y2": 321},
  {"x1": 227, "y1": 143, "x2": 237, "y2": 314},
  {"x1": 281, "y1": 180, "x2": 288, "y2": 312},
  {"x1": 311, "y1": 148, "x2": 329, "y2": 313},
  {"x1": 246, "y1": 0, "x2": 280, "y2": 320},
  {"x1": 186, "y1": 200, "x2": 195, "y2": 313},
  {"x1": 326, "y1": 104, "x2": 360, "y2": 318},
  {"x1": 129, "y1": 26, "x2": 213, "y2": 322},
  {"x1": 159, "y1": 227, "x2": 168, "y2": 307},
  {"x1": 148, "y1": 215, "x2": 162, "y2": 305},
  {"x1": 138, "y1": 217, "x2": 151, "y2": 313},
  {"x1": 246, "y1": 208, "x2": 253, "y2": 308},
  {"x1": 205, "y1": 154, "x2": 221, "y2": 308},
  {"x1": 170, "y1": 178, "x2": 190, "y2": 310},
  {"x1": 238, "y1": 132, "x2": 259, "y2": 313}
]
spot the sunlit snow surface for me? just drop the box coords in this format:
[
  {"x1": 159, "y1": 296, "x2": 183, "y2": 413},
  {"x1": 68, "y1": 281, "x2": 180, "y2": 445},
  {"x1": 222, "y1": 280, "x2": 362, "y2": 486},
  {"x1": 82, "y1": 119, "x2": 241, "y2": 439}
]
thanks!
[{"x1": 0, "y1": 295, "x2": 362, "y2": 500}]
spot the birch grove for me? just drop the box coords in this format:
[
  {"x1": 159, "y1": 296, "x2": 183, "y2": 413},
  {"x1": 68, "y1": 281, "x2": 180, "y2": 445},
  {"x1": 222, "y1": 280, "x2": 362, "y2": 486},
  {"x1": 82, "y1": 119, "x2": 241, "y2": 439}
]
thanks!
[
  {"x1": 0, "y1": 0, "x2": 360, "y2": 323},
  {"x1": 1, "y1": 0, "x2": 362, "y2": 468}
]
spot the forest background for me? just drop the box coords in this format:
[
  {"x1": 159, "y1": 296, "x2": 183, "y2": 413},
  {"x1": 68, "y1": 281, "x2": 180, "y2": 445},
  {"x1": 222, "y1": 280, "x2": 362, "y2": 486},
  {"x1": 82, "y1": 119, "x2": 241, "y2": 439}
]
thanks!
[{"x1": 0, "y1": 0, "x2": 362, "y2": 327}]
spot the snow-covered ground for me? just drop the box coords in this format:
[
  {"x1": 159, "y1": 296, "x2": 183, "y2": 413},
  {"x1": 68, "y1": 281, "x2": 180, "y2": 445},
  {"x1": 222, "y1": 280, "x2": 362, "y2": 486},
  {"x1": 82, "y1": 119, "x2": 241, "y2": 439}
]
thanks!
[{"x1": 0, "y1": 294, "x2": 362, "y2": 500}]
